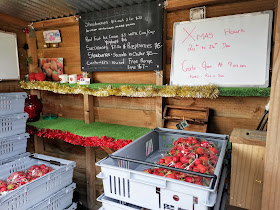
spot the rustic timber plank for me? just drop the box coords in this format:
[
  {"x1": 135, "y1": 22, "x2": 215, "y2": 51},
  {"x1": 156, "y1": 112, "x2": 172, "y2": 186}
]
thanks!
[
  {"x1": 103, "y1": 147, "x2": 114, "y2": 154},
  {"x1": 33, "y1": 16, "x2": 79, "y2": 29},
  {"x1": 166, "y1": 97, "x2": 269, "y2": 119},
  {"x1": 165, "y1": 0, "x2": 242, "y2": 11},
  {"x1": 165, "y1": 121, "x2": 207, "y2": 132},
  {"x1": 34, "y1": 136, "x2": 44, "y2": 154},
  {"x1": 42, "y1": 103, "x2": 84, "y2": 120},
  {"x1": 262, "y1": 0, "x2": 280, "y2": 209},
  {"x1": 26, "y1": 33, "x2": 38, "y2": 73},
  {"x1": 94, "y1": 107, "x2": 156, "y2": 128},
  {"x1": 230, "y1": 143, "x2": 265, "y2": 209},
  {"x1": 230, "y1": 128, "x2": 266, "y2": 146},
  {"x1": 86, "y1": 147, "x2": 96, "y2": 210},
  {"x1": 93, "y1": 71, "x2": 157, "y2": 84},
  {"x1": 94, "y1": 96, "x2": 156, "y2": 111},
  {"x1": 0, "y1": 12, "x2": 28, "y2": 28}
]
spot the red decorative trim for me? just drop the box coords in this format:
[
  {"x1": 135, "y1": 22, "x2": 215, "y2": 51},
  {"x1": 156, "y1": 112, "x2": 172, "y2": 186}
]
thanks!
[{"x1": 26, "y1": 125, "x2": 132, "y2": 150}]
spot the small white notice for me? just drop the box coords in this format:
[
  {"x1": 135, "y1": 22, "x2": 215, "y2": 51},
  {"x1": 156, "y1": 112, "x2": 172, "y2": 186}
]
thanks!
[
  {"x1": 170, "y1": 11, "x2": 273, "y2": 87},
  {"x1": 79, "y1": 78, "x2": 90, "y2": 85},
  {"x1": 146, "y1": 139, "x2": 153, "y2": 156}
]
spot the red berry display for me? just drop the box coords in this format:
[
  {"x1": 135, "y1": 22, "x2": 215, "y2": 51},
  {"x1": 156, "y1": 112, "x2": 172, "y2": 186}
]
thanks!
[{"x1": 143, "y1": 136, "x2": 220, "y2": 187}]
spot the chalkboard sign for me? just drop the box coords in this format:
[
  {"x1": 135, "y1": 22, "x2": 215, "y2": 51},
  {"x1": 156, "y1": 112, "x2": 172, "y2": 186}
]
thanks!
[
  {"x1": 170, "y1": 11, "x2": 273, "y2": 87},
  {"x1": 79, "y1": 1, "x2": 163, "y2": 72}
]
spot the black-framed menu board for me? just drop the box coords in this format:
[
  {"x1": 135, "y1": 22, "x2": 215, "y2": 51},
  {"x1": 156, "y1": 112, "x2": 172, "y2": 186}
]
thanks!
[{"x1": 79, "y1": 0, "x2": 163, "y2": 72}]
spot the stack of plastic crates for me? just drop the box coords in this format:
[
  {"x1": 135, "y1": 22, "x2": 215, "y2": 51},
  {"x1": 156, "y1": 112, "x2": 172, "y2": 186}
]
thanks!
[
  {"x1": 0, "y1": 92, "x2": 77, "y2": 210},
  {"x1": 96, "y1": 128, "x2": 228, "y2": 210}
]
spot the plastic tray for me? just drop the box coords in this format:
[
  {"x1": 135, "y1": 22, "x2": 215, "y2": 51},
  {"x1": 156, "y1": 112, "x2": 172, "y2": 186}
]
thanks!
[
  {"x1": 29, "y1": 183, "x2": 76, "y2": 210},
  {"x1": 0, "y1": 92, "x2": 27, "y2": 116},
  {"x1": 96, "y1": 128, "x2": 228, "y2": 210},
  {"x1": 0, "y1": 113, "x2": 28, "y2": 138},
  {"x1": 0, "y1": 133, "x2": 29, "y2": 161},
  {"x1": 0, "y1": 153, "x2": 76, "y2": 210}
]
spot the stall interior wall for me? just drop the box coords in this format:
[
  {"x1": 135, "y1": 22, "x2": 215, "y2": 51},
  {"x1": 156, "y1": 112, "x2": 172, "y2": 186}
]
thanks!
[
  {"x1": 0, "y1": 0, "x2": 274, "y2": 208},
  {"x1": 0, "y1": 17, "x2": 28, "y2": 92},
  {"x1": 164, "y1": 0, "x2": 273, "y2": 134}
]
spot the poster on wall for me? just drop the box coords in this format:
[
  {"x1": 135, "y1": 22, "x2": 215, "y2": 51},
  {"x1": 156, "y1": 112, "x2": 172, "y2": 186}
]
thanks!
[
  {"x1": 79, "y1": 0, "x2": 163, "y2": 72},
  {"x1": 170, "y1": 11, "x2": 273, "y2": 87},
  {"x1": 40, "y1": 58, "x2": 63, "y2": 81}
]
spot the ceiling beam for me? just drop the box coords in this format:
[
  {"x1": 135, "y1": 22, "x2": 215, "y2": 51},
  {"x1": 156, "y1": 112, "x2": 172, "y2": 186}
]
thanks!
[{"x1": 33, "y1": 16, "x2": 78, "y2": 30}]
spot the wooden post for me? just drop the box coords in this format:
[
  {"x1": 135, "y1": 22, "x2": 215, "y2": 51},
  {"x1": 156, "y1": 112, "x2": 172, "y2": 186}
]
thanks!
[
  {"x1": 261, "y1": 0, "x2": 280, "y2": 209},
  {"x1": 26, "y1": 33, "x2": 38, "y2": 73},
  {"x1": 34, "y1": 136, "x2": 44, "y2": 154},
  {"x1": 84, "y1": 95, "x2": 94, "y2": 124},
  {"x1": 86, "y1": 147, "x2": 96, "y2": 210}
]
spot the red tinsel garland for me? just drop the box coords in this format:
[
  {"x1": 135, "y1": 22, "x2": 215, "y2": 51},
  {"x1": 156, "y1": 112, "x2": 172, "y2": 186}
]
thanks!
[{"x1": 26, "y1": 125, "x2": 132, "y2": 150}]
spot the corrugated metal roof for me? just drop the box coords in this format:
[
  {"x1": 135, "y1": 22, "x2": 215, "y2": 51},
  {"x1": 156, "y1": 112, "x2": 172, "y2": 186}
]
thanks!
[{"x1": 0, "y1": 0, "x2": 156, "y2": 22}]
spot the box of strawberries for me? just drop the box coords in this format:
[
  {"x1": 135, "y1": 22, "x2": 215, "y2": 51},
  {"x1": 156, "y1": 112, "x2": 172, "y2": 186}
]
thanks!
[
  {"x1": 97, "y1": 128, "x2": 228, "y2": 210},
  {"x1": 0, "y1": 153, "x2": 76, "y2": 210}
]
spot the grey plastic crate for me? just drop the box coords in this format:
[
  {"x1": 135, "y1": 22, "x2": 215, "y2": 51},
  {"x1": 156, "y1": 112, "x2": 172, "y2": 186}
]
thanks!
[
  {"x1": 0, "y1": 152, "x2": 30, "y2": 165},
  {"x1": 96, "y1": 128, "x2": 228, "y2": 210},
  {"x1": 29, "y1": 183, "x2": 76, "y2": 210},
  {"x1": 0, "y1": 113, "x2": 28, "y2": 138},
  {"x1": 0, "y1": 92, "x2": 27, "y2": 116},
  {"x1": 66, "y1": 203, "x2": 77, "y2": 210},
  {"x1": 0, "y1": 133, "x2": 29, "y2": 161},
  {"x1": 0, "y1": 153, "x2": 76, "y2": 210}
]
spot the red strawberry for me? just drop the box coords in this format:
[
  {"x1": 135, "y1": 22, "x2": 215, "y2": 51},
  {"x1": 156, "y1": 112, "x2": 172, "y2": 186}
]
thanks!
[
  {"x1": 198, "y1": 164, "x2": 207, "y2": 173},
  {"x1": 187, "y1": 136, "x2": 194, "y2": 141},
  {"x1": 175, "y1": 162, "x2": 183, "y2": 168},
  {"x1": 192, "y1": 139, "x2": 198, "y2": 144},
  {"x1": 193, "y1": 166, "x2": 199, "y2": 172},
  {"x1": 201, "y1": 141, "x2": 209, "y2": 148},
  {"x1": 196, "y1": 147, "x2": 205, "y2": 155},
  {"x1": 158, "y1": 173, "x2": 165, "y2": 176},
  {"x1": 28, "y1": 73, "x2": 36, "y2": 81},
  {"x1": 166, "y1": 174, "x2": 176, "y2": 179},
  {"x1": 143, "y1": 169, "x2": 152, "y2": 174},
  {"x1": 0, "y1": 187, "x2": 7, "y2": 192},
  {"x1": 185, "y1": 177, "x2": 193, "y2": 183},
  {"x1": 180, "y1": 156, "x2": 188, "y2": 164},
  {"x1": 165, "y1": 157, "x2": 172, "y2": 165},
  {"x1": 177, "y1": 152, "x2": 183, "y2": 158},
  {"x1": 159, "y1": 158, "x2": 165, "y2": 164},
  {"x1": 195, "y1": 181, "x2": 203, "y2": 185},
  {"x1": 174, "y1": 140, "x2": 179, "y2": 146},
  {"x1": 40, "y1": 164, "x2": 46, "y2": 169},
  {"x1": 209, "y1": 147, "x2": 218, "y2": 154},
  {"x1": 172, "y1": 156, "x2": 180, "y2": 163},
  {"x1": 170, "y1": 149, "x2": 176, "y2": 155},
  {"x1": 194, "y1": 159, "x2": 203, "y2": 166}
]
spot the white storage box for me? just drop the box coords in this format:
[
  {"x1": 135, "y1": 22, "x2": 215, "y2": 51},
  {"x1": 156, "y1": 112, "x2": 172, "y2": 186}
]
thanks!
[
  {"x1": 0, "y1": 92, "x2": 27, "y2": 116},
  {"x1": 29, "y1": 183, "x2": 76, "y2": 210},
  {"x1": 96, "y1": 128, "x2": 228, "y2": 210},
  {"x1": 0, "y1": 133, "x2": 29, "y2": 161},
  {"x1": 0, "y1": 153, "x2": 76, "y2": 210},
  {"x1": 0, "y1": 113, "x2": 28, "y2": 138}
]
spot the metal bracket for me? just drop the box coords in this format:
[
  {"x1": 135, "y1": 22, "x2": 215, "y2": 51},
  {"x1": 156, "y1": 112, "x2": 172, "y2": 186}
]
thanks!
[{"x1": 190, "y1": 6, "x2": 206, "y2": 21}]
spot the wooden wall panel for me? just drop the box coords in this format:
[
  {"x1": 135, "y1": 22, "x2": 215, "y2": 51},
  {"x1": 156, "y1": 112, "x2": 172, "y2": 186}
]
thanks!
[
  {"x1": 40, "y1": 91, "x2": 84, "y2": 120},
  {"x1": 94, "y1": 107, "x2": 156, "y2": 128},
  {"x1": 94, "y1": 96, "x2": 156, "y2": 111},
  {"x1": 166, "y1": 97, "x2": 269, "y2": 135}
]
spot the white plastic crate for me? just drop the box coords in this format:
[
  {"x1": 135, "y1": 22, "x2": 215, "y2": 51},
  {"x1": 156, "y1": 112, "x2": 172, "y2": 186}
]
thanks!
[
  {"x1": 97, "y1": 194, "x2": 143, "y2": 210},
  {"x1": 0, "y1": 113, "x2": 28, "y2": 138},
  {"x1": 0, "y1": 153, "x2": 76, "y2": 210},
  {"x1": 96, "y1": 128, "x2": 228, "y2": 210},
  {"x1": 0, "y1": 152, "x2": 30, "y2": 166},
  {"x1": 0, "y1": 133, "x2": 29, "y2": 161},
  {"x1": 29, "y1": 183, "x2": 76, "y2": 210},
  {"x1": 0, "y1": 92, "x2": 27, "y2": 116}
]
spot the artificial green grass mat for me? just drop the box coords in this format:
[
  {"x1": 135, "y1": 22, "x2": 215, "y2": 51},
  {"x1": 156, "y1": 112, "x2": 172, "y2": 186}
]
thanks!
[
  {"x1": 27, "y1": 117, "x2": 152, "y2": 140},
  {"x1": 218, "y1": 87, "x2": 270, "y2": 97},
  {"x1": 61, "y1": 83, "x2": 270, "y2": 97}
]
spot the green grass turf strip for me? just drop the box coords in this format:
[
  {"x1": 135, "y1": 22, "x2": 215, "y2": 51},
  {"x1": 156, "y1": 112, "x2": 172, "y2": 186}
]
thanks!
[
  {"x1": 61, "y1": 83, "x2": 270, "y2": 97},
  {"x1": 27, "y1": 117, "x2": 151, "y2": 140},
  {"x1": 218, "y1": 87, "x2": 270, "y2": 97}
]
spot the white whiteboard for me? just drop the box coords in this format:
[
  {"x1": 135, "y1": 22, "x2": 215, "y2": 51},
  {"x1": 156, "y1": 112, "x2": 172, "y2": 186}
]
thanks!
[
  {"x1": 170, "y1": 11, "x2": 273, "y2": 87},
  {"x1": 0, "y1": 31, "x2": 20, "y2": 80}
]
